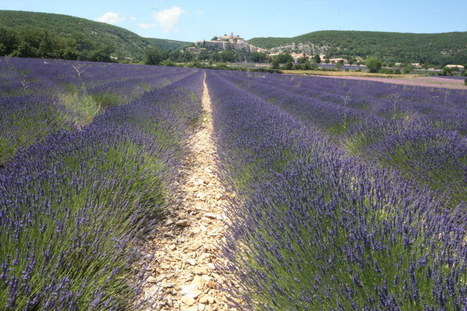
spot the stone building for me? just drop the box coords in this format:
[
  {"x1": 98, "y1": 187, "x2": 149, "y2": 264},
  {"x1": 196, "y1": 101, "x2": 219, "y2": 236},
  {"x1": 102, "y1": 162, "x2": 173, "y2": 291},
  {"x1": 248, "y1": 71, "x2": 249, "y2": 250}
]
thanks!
[{"x1": 195, "y1": 33, "x2": 266, "y2": 53}]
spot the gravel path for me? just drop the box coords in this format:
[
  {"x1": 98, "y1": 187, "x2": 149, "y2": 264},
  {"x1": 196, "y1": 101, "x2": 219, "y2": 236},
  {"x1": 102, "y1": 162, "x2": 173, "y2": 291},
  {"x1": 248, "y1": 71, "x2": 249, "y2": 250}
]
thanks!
[{"x1": 140, "y1": 73, "x2": 240, "y2": 311}]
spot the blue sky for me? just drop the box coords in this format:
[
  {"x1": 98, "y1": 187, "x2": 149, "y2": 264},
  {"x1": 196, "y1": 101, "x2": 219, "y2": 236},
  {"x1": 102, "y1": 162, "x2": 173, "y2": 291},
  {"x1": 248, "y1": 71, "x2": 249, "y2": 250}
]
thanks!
[{"x1": 2, "y1": 0, "x2": 466, "y2": 42}]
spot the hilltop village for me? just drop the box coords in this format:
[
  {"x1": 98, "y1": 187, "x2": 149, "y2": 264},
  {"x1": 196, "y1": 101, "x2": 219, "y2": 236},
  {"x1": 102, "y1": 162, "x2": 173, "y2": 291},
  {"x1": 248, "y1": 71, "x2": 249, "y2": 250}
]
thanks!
[
  {"x1": 193, "y1": 33, "x2": 268, "y2": 54},
  {"x1": 183, "y1": 33, "x2": 362, "y2": 65},
  {"x1": 185, "y1": 33, "x2": 320, "y2": 61},
  {"x1": 182, "y1": 33, "x2": 366, "y2": 67}
]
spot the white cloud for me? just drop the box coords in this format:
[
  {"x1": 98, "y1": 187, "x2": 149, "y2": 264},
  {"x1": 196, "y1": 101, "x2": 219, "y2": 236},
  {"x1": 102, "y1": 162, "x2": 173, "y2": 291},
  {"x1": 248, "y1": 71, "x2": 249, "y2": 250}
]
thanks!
[
  {"x1": 153, "y1": 6, "x2": 185, "y2": 32},
  {"x1": 96, "y1": 12, "x2": 125, "y2": 24},
  {"x1": 138, "y1": 23, "x2": 157, "y2": 29},
  {"x1": 197, "y1": 10, "x2": 204, "y2": 16}
]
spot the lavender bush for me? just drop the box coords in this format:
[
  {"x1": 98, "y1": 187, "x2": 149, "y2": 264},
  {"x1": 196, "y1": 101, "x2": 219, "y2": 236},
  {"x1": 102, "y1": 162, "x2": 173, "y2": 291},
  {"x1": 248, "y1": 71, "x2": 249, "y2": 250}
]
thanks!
[
  {"x1": 0, "y1": 58, "x2": 203, "y2": 310},
  {"x1": 0, "y1": 57, "x2": 197, "y2": 165},
  {"x1": 216, "y1": 71, "x2": 466, "y2": 206},
  {"x1": 207, "y1": 71, "x2": 465, "y2": 310}
]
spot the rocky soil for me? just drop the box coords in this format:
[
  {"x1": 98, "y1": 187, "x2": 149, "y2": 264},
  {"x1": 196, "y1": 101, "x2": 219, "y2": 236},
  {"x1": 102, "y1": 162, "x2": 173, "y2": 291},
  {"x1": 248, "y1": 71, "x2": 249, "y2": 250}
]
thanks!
[{"x1": 139, "y1": 74, "x2": 241, "y2": 311}]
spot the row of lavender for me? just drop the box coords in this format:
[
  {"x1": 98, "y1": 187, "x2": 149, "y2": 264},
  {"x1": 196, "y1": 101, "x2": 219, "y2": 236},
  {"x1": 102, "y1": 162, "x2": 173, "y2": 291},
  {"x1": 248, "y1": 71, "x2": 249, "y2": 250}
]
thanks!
[
  {"x1": 207, "y1": 71, "x2": 465, "y2": 310},
  {"x1": 218, "y1": 71, "x2": 466, "y2": 206},
  {"x1": 0, "y1": 57, "x2": 195, "y2": 165},
  {"x1": 0, "y1": 58, "x2": 203, "y2": 309}
]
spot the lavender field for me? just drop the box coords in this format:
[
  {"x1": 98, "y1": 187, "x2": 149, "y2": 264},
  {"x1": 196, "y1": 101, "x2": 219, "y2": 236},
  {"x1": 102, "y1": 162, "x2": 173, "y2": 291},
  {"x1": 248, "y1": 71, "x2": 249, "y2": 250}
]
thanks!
[
  {"x1": 0, "y1": 57, "x2": 465, "y2": 310},
  {"x1": 208, "y1": 71, "x2": 465, "y2": 310},
  {"x1": 0, "y1": 57, "x2": 203, "y2": 309}
]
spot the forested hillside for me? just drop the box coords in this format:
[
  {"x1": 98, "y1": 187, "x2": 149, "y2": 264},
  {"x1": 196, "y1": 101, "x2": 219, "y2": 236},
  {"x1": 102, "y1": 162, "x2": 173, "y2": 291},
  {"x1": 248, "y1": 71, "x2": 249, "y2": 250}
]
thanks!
[
  {"x1": 249, "y1": 30, "x2": 467, "y2": 65},
  {"x1": 0, "y1": 10, "x2": 189, "y2": 61}
]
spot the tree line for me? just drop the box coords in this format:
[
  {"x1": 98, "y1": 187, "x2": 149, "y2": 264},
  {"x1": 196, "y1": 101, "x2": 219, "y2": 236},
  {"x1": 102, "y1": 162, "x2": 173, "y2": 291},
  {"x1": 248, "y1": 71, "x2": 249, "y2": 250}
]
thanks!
[
  {"x1": 0, "y1": 25, "x2": 115, "y2": 62},
  {"x1": 143, "y1": 45, "x2": 270, "y2": 65}
]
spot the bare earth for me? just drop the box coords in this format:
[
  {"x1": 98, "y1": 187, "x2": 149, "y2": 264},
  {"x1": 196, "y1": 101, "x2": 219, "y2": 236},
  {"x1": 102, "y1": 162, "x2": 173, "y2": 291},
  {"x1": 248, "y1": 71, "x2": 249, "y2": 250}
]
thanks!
[
  {"x1": 321, "y1": 75, "x2": 466, "y2": 90},
  {"x1": 283, "y1": 69, "x2": 466, "y2": 90},
  {"x1": 140, "y1": 74, "x2": 239, "y2": 311}
]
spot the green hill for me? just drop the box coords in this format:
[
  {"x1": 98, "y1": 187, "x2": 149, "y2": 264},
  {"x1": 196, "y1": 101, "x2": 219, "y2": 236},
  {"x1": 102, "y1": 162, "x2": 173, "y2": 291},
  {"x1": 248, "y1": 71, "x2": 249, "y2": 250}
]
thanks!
[
  {"x1": 145, "y1": 38, "x2": 190, "y2": 51},
  {"x1": 0, "y1": 10, "x2": 189, "y2": 60},
  {"x1": 249, "y1": 30, "x2": 467, "y2": 66}
]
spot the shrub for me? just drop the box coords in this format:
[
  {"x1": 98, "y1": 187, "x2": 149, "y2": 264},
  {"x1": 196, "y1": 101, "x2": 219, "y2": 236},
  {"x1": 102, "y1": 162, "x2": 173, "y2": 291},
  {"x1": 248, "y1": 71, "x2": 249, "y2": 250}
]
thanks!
[{"x1": 365, "y1": 56, "x2": 382, "y2": 73}]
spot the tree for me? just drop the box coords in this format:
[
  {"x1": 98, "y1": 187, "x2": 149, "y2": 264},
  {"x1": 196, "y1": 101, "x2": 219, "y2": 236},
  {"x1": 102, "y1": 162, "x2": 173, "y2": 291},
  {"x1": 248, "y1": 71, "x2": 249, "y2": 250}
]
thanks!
[
  {"x1": 219, "y1": 50, "x2": 237, "y2": 62},
  {"x1": 12, "y1": 41, "x2": 35, "y2": 57},
  {"x1": 294, "y1": 55, "x2": 312, "y2": 70},
  {"x1": 0, "y1": 26, "x2": 18, "y2": 55},
  {"x1": 294, "y1": 60, "x2": 311, "y2": 70},
  {"x1": 144, "y1": 47, "x2": 163, "y2": 65},
  {"x1": 313, "y1": 54, "x2": 321, "y2": 63},
  {"x1": 61, "y1": 47, "x2": 78, "y2": 60},
  {"x1": 403, "y1": 63, "x2": 414, "y2": 74},
  {"x1": 271, "y1": 58, "x2": 280, "y2": 69},
  {"x1": 182, "y1": 52, "x2": 194, "y2": 62},
  {"x1": 366, "y1": 56, "x2": 382, "y2": 73},
  {"x1": 335, "y1": 60, "x2": 344, "y2": 70},
  {"x1": 251, "y1": 52, "x2": 268, "y2": 63},
  {"x1": 37, "y1": 31, "x2": 56, "y2": 58},
  {"x1": 275, "y1": 52, "x2": 293, "y2": 64},
  {"x1": 297, "y1": 55, "x2": 308, "y2": 64},
  {"x1": 282, "y1": 60, "x2": 293, "y2": 70},
  {"x1": 90, "y1": 42, "x2": 114, "y2": 62},
  {"x1": 442, "y1": 67, "x2": 453, "y2": 76},
  {"x1": 160, "y1": 59, "x2": 175, "y2": 66}
]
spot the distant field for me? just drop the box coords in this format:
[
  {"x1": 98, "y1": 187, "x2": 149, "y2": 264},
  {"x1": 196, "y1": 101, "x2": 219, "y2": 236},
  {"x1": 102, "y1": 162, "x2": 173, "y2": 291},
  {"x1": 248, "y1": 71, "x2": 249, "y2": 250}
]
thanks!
[
  {"x1": 283, "y1": 70, "x2": 467, "y2": 89},
  {"x1": 283, "y1": 69, "x2": 417, "y2": 77}
]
